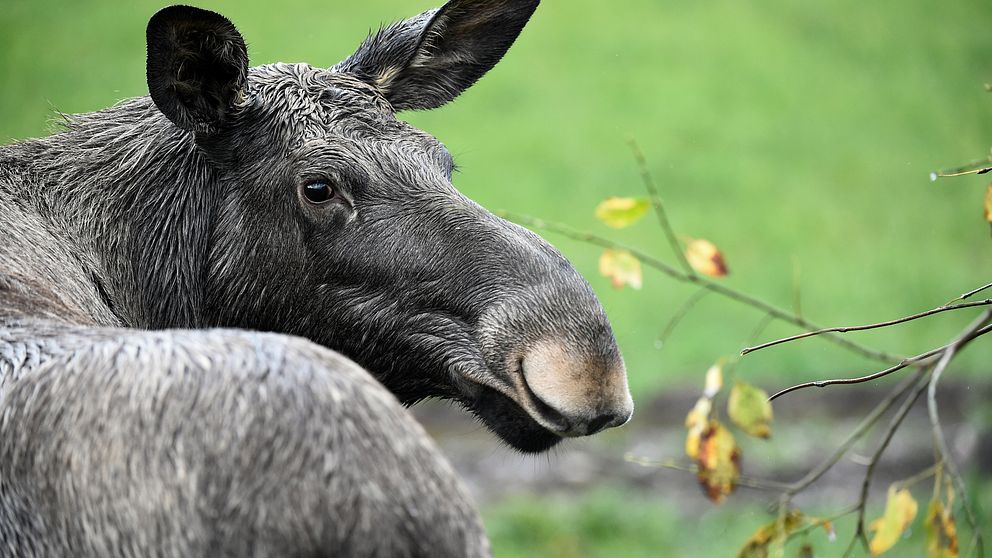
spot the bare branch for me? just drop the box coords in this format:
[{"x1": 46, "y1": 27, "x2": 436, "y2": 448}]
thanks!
[
  {"x1": 743, "y1": 299, "x2": 992, "y2": 356},
  {"x1": 783, "y1": 370, "x2": 925, "y2": 496},
  {"x1": 955, "y1": 281, "x2": 992, "y2": 303},
  {"x1": 497, "y1": 211, "x2": 903, "y2": 364},
  {"x1": 844, "y1": 311, "x2": 991, "y2": 555},
  {"x1": 768, "y1": 323, "x2": 992, "y2": 401},
  {"x1": 627, "y1": 140, "x2": 695, "y2": 277},
  {"x1": 851, "y1": 371, "x2": 933, "y2": 549},
  {"x1": 926, "y1": 309, "x2": 991, "y2": 558}
]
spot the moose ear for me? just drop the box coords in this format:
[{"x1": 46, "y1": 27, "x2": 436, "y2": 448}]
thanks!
[
  {"x1": 334, "y1": 0, "x2": 540, "y2": 111},
  {"x1": 146, "y1": 5, "x2": 248, "y2": 133}
]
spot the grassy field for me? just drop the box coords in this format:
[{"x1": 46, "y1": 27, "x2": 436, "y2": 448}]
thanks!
[
  {"x1": 483, "y1": 482, "x2": 992, "y2": 558},
  {"x1": 3, "y1": 1, "x2": 991, "y2": 555}
]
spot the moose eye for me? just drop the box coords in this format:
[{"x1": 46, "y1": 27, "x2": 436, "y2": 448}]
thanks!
[{"x1": 302, "y1": 181, "x2": 335, "y2": 204}]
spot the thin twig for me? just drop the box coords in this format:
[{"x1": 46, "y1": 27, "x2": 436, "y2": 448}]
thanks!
[
  {"x1": 656, "y1": 288, "x2": 710, "y2": 348},
  {"x1": 955, "y1": 282, "x2": 992, "y2": 303},
  {"x1": 926, "y1": 309, "x2": 991, "y2": 558},
  {"x1": 931, "y1": 155, "x2": 992, "y2": 180},
  {"x1": 746, "y1": 313, "x2": 776, "y2": 348},
  {"x1": 724, "y1": 313, "x2": 776, "y2": 380},
  {"x1": 932, "y1": 167, "x2": 992, "y2": 179},
  {"x1": 743, "y1": 299, "x2": 992, "y2": 356},
  {"x1": 498, "y1": 211, "x2": 903, "y2": 364},
  {"x1": 894, "y1": 463, "x2": 940, "y2": 491},
  {"x1": 623, "y1": 454, "x2": 791, "y2": 492},
  {"x1": 840, "y1": 530, "x2": 862, "y2": 558},
  {"x1": 627, "y1": 139, "x2": 695, "y2": 276},
  {"x1": 768, "y1": 323, "x2": 992, "y2": 401},
  {"x1": 784, "y1": 370, "x2": 924, "y2": 496},
  {"x1": 786, "y1": 504, "x2": 859, "y2": 542}
]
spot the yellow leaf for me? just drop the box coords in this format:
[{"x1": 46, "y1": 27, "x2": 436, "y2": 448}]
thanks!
[
  {"x1": 595, "y1": 197, "x2": 651, "y2": 228},
  {"x1": 728, "y1": 382, "x2": 774, "y2": 439},
  {"x1": 704, "y1": 363, "x2": 724, "y2": 398},
  {"x1": 696, "y1": 420, "x2": 740, "y2": 504},
  {"x1": 736, "y1": 510, "x2": 805, "y2": 558},
  {"x1": 925, "y1": 498, "x2": 959, "y2": 558},
  {"x1": 868, "y1": 486, "x2": 918, "y2": 556},
  {"x1": 685, "y1": 237, "x2": 729, "y2": 277},
  {"x1": 684, "y1": 397, "x2": 712, "y2": 459},
  {"x1": 598, "y1": 249, "x2": 643, "y2": 290}
]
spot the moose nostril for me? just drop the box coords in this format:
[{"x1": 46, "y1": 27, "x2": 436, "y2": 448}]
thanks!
[{"x1": 585, "y1": 413, "x2": 616, "y2": 436}]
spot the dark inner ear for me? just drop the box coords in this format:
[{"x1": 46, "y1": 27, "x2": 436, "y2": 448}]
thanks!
[
  {"x1": 336, "y1": 0, "x2": 540, "y2": 112},
  {"x1": 146, "y1": 5, "x2": 248, "y2": 133}
]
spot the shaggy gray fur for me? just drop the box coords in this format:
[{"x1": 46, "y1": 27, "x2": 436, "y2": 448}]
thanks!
[{"x1": 0, "y1": 325, "x2": 488, "y2": 557}]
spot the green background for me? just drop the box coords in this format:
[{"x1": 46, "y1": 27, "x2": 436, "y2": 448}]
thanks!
[{"x1": 3, "y1": 0, "x2": 990, "y2": 555}]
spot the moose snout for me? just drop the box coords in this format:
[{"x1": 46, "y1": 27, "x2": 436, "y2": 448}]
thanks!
[
  {"x1": 517, "y1": 338, "x2": 634, "y2": 437},
  {"x1": 466, "y1": 223, "x2": 634, "y2": 448}
]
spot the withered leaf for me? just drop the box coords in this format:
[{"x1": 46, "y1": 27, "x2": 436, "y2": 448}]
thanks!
[
  {"x1": 925, "y1": 498, "x2": 959, "y2": 558},
  {"x1": 737, "y1": 510, "x2": 805, "y2": 558},
  {"x1": 598, "y1": 249, "x2": 643, "y2": 290},
  {"x1": 685, "y1": 237, "x2": 729, "y2": 277},
  {"x1": 696, "y1": 420, "x2": 740, "y2": 504}
]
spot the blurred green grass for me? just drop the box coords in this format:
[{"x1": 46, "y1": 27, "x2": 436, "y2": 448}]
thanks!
[
  {"x1": 4, "y1": 2, "x2": 991, "y2": 555},
  {"x1": 484, "y1": 482, "x2": 992, "y2": 558},
  {"x1": 2, "y1": 0, "x2": 991, "y2": 397}
]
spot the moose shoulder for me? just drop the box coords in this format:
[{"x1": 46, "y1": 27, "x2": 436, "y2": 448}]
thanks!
[{"x1": 0, "y1": 1, "x2": 633, "y2": 555}]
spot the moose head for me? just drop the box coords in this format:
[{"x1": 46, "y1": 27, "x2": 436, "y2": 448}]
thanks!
[{"x1": 85, "y1": 1, "x2": 634, "y2": 453}]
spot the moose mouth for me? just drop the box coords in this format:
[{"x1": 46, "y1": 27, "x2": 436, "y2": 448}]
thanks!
[
  {"x1": 393, "y1": 313, "x2": 596, "y2": 453},
  {"x1": 456, "y1": 361, "x2": 570, "y2": 453}
]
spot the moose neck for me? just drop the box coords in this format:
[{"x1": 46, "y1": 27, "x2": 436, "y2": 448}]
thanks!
[{"x1": 17, "y1": 97, "x2": 215, "y2": 329}]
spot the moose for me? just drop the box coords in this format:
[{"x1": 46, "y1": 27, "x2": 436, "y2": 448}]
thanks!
[{"x1": 0, "y1": 1, "x2": 633, "y2": 556}]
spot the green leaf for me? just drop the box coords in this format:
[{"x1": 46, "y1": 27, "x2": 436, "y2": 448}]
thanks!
[
  {"x1": 728, "y1": 382, "x2": 774, "y2": 439},
  {"x1": 595, "y1": 197, "x2": 650, "y2": 228}
]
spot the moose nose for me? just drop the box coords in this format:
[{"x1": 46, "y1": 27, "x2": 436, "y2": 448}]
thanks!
[{"x1": 518, "y1": 338, "x2": 634, "y2": 438}]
